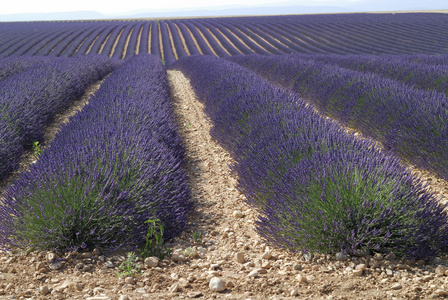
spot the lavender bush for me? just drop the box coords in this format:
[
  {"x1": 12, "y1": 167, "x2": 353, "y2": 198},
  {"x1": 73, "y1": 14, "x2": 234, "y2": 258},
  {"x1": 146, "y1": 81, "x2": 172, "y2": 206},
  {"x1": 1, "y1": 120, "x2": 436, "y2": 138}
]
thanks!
[
  {"x1": 229, "y1": 54, "x2": 448, "y2": 182},
  {"x1": 306, "y1": 54, "x2": 448, "y2": 96},
  {"x1": 0, "y1": 55, "x2": 121, "y2": 182},
  {"x1": 0, "y1": 56, "x2": 51, "y2": 81},
  {"x1": 0, "y1": 54, "x2": 192, "y2": 252},
  {"x1": 171, "y1": 55, "x2": 448, "y2": 259}
]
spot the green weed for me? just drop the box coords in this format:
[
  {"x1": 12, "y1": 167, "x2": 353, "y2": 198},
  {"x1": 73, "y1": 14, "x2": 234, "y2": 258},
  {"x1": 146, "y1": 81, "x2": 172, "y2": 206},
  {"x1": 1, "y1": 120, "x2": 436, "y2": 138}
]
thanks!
[
  {"x1": 117, "y1": 252, "x2": 142, "y2": 278},
  {"x1": 141, "y1": 219, "x2": 171, "y2": 260}
]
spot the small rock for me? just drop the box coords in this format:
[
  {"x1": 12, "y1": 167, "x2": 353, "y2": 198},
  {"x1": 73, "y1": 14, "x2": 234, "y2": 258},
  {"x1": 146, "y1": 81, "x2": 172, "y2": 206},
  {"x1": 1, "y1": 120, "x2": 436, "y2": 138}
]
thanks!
[
  {"x1": 373, "y1": 253, "x2": 383, "y2": 261},
  {"x1": 368, "y1": 259, "x2": 379, "y2": 268},
  {"x1": 187, "y1": 291, "x2": 203, "y2": 298},
  {"x1": 294, "y1": 264, "x2": 302, "y2": 271},
  {"x1": 235, "y1": 252, "x2": 245, "y2": 263},
  {"x1": 98, "y1": 255, "x2": 106, "y2": 262},
  {"x1": 233, "y1": 210, "x2": 244, "y2": 218},
  {"x1": 81, "y1": 252, "x2": 92, "y2": 258},
  {"x1": 49, "y1": 261, "x2": 63, "y2": 270},
  {"x1": 384, "y1": 252, "x2": 396, "y2": 261},
  {"x1": 93, "y1": 287, "x2": 106, "y2": 294},
  {"x1": 136, "y1": 287, "x2": 146, "y2": 293},
  {"x1": 386, "y1": 269, "x2": 393, "y2": 276},
  {"x1": 435, "y1": 265, "x2": 447, "y2": 275},
  {"x1": 35, "y1": 262, "x2": 46, "y2": 271},
  {"x1": 356, "y1": 264, "x2": 367, "y2": 271},
  {"x1": 106, "y1": 261, "x2": 114, "y2": 268},
  {"x1": 76, "y1": 263, "x2": 84, "y2": 270},
  {"x1": 40, "y1": 286, "x2": 49, "y2": 295},
  {"x1": 296, "y1": 274, "x2": 307, "y2": 283},
  {"x1": 169, "y1": 283, "x2": 179, "y2": 293},
  {"x1": 434, "y1": 289, "x2": 448, "y2": 296},
  {"x1": 179, "y1": 278, "x2": 189, "y2": 288},
  {"x1": 68, "y1": 282, "x2": 83, "y2": 292},
  {"x1": 125, "y1": 277, "x2": 136, "y2": 285},
  {"x1": 144, "y1": 257, "x2": 159, "y2": 268},
  {"x1": 209, "y1": 277, "x2": 226, "y2": 292},
  {"x1": 291, "y1": 289, "x2": 299, "y2": 297},
  {"x1": 391, "y1": 283, "x2": 402, "y2": 290},
  {"x1": 171, "y1": 273, "x2": 179, "y2": 280},
  {"x1": 247, "y1": 269, "x2": 259, "y2": 277},
  {"x1": 335, "y1": 252, "x2": 348, "y2": 261},
  {"x1": 118, "y1": 296, "x2": 130, "y2": 300},
  {"x1": 92, "y1": 248, "x2": 101, "y2": 256},
  {"x1": 395, "y1": 264, "x2": 411, "y2": 270},
  {"x1": 262, "y1": 252, "x2": 272, "y2": 260},
  {"x1": 416, "y1": 260, "x2": 425, "y2": 266},
  {"x1": 433, "y1": 257, "x2": 443, "y2": 265},
  {"x1": 226, "y1": 281, "x2": 235, "y2": 288},
  {"x1": 46, "y1": 253, "x2": 56, "y2": 262},
  {"x1": 86, "y1": 297, "x2": 111, "y2": 300},
  {"x1": 303, "y1": 252, "x2": 313, "y2": 262},
  {"x1": 352, "y1": 269, "x2": 363, "y2": 276},
  {"x1": 6, "y1": 257, "x2": 16, "y2": 264}
]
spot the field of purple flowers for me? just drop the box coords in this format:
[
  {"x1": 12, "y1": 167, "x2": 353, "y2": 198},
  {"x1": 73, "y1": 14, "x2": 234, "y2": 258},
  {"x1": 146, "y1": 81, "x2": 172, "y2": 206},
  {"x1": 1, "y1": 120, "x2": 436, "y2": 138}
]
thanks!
[{"x1": 1, "y1": 13, "x2": 448, "y2": 261}]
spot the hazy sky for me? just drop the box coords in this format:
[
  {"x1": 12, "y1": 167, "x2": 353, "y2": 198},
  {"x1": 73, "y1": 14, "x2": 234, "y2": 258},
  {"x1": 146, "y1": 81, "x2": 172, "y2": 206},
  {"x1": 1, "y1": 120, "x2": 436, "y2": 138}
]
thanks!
[{"x1": 3, "y1": 0, "x2": 359, "y2": 15}]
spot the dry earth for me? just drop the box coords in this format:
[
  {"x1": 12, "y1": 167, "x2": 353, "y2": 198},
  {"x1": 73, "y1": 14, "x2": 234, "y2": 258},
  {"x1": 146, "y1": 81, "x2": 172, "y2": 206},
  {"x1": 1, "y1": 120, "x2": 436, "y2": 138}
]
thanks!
[{"x1": 1, "y1": 70, "x2": 448, "y2": 300}]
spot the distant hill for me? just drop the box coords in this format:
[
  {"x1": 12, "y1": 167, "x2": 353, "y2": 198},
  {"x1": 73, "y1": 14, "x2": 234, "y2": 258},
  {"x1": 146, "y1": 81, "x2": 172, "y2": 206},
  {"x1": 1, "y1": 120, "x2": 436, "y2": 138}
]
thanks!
[
  {"x1": 0, "y1": 11, "x2": 106, "y2": 22},
  {"x1": 0, "y1": 0, "x2": 446, "y2": 22}
]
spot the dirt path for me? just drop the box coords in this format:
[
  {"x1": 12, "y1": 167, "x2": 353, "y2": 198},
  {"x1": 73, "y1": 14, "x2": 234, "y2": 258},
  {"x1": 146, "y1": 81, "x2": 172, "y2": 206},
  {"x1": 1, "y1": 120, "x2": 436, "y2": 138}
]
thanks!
[{"x1": 0, "y1": 70, "x2": 447, "y2": 300}]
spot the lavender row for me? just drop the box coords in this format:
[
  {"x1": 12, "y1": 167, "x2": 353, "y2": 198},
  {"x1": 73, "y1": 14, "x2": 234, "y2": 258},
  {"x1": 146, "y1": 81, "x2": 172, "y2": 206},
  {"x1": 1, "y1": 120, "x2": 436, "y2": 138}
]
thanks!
[
  {"x1": 150, "y1": 22, "x2": 161, "y2": 57},
  {"x1": 166, "y1": 21, "x2": 188, "y2": 59},
  {"x1": 0, "y1": 54, "x2": 192, "y2": 252},
  {"x1": 0, "y1": 55, "x2": 121, "y2": 182},
  {"x1": 2, "y1": 14, "x2": 448, "y2": 60},
  {"x1": 229, "y1": 54, "x2": 448, "y2": 181},
  {"x1": 0, "y1": 56, "x2": 52, "y2": 81},
  {"x1": 304, "y1": 54, "x2": 448, "y2": 96},
  {"x1": 160, "y1": 22, "x2": 176, "y2": 66},
  {"x1": 171, "y1": 55, "x2": 448, "y2": 259},
  {"x1": 123, "y1": 23, "x2": 143, "y2": 59},
  {"x1": 172, "y1": 21, "x2": 201, "y2": 56},
  {"x1": 110, "y1": 24, "x2": 134, "y2": 59}
]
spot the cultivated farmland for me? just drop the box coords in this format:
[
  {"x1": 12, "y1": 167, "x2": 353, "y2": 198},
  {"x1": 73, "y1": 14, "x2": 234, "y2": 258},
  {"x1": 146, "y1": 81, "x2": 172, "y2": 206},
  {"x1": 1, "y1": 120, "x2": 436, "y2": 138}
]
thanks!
[{"x1": 1, "y1": 12, "x2": 448, "y2": 299}]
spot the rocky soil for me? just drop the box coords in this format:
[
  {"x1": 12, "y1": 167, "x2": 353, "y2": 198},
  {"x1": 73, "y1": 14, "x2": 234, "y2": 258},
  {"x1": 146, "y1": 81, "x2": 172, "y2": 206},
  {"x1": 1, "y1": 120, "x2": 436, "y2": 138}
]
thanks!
[{"x1": 1, "y1": 70, "x2": 448, "y2": 300}]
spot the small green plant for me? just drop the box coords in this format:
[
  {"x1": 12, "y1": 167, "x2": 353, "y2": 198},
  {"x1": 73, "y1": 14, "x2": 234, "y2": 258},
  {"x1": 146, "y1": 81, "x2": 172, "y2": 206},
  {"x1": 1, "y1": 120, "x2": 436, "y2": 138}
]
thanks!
[
  {"x1": 117, "y1": 252, "x2": 142, "y2": 278},
  {"x1": 185, "y1": 122, "x2": 192, "y2": 129},
  {"x1": 141, "y1": 219, "x2": 171, "y2": 260},
  {"x1": 161, "y1": 59, "x2": 166, "y2": 66},
  {"x1": 191, "y1": 231, "x2": 202, "y2": 244},
  {"x1": 32, "y1": 141, "x2": 42, "y2": 157}
]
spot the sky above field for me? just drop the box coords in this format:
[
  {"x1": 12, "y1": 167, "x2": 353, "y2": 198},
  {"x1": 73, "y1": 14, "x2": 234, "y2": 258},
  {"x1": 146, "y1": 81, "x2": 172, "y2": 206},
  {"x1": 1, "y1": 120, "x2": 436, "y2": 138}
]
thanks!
[{"x1": 1, "y1": 0, "x2": 371, "y2": 15}]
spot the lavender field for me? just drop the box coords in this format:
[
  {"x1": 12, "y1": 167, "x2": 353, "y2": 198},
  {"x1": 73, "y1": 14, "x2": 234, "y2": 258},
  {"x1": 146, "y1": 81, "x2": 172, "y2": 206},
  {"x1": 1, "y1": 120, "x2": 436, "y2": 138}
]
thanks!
[{"x1": 1, "y1": 12, "x2": 448, "y2": 261}]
